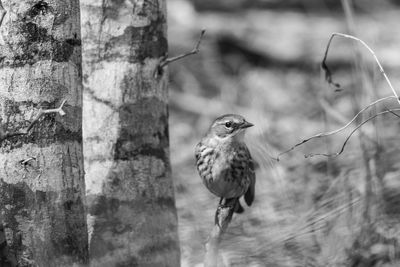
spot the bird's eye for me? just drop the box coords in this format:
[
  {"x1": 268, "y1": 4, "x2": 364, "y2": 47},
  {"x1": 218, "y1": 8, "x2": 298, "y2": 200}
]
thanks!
[{"x1": 225, "y1": 122, "x2": 232, "y2": 128}]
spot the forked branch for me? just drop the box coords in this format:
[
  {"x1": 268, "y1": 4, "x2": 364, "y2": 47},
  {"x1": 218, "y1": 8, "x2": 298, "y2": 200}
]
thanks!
[
  {"x1": 276, "y1": 96, "x2": 397, "y2": 160},
  {"x1": 276, "y1": 33, "x2": 400, "y2": 160},
  {"x1": 322, "y1": 32, "x2": 400, "y2": 103},
  {"x1": 304, "y1": 108, "x2": 400, "y2": 158},
  {"x1": 0, "y1": 100, "x2": 67, "y2": 143},
  {"x1": 159, "y1": 29, "x2": 206, "y2": 68}
]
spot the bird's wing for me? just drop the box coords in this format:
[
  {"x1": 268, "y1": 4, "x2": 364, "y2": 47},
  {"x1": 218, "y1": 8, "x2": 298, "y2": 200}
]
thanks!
[
  {"x1": 194, "y1": 141, "x2": 203, "y2": 162},
  {"x1": 244, "y1": 149, "x2": 256, "y2": 206}
]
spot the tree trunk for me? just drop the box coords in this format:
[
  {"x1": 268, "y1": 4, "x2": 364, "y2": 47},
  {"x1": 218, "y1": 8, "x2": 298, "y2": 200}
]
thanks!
[
  {"x1": 81, "y1": 0, "x2": 180, "y2": 266},
  {"x1": 0, "y1": 1, "x2": 88, "y2": 266}
]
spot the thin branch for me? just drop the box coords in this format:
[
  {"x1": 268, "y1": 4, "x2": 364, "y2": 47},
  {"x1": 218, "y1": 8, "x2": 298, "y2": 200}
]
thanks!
[
  {"x1": 305, "y1": 108, "x2": 400, "y2": 158},
  {"x1": 0, "y1": 100, "x2": 67, "y2": 143},
  {"x1": 322, "y1": 32, "x2": 400, "y2": 104},
  {"x1": 159, "y1": 29, "x2": 206, "y2": 68},
  {"x1": 84, "y1": 87, "x2": 117, "y2": 110},
  {"x1": 321, "y1": 39, "x2": 341, "y2": 89},
  {"x1": 386, "y1": 108, "x2": 400, "y2": 119},
  {"x1": 276, "y1": 96, "x2": 397, "y2": 160},
  {"x1": 279, "y1": 32, "x2": 400, "y2": 161},
  {"x1": 19, "y1": 157, "x2": 36, "y2": 166}
]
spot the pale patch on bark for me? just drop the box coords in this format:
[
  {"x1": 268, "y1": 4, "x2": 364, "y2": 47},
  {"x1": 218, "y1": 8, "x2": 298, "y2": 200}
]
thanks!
[
  {"x1": 0, "y1": 61, "x2": 81, "y2": 105},
  {"x1": 84, "y1": 161, "x2": 113, "y2": 195},
  {"x1": 0, "y1": 142, "x2": 82, "y2": 191},
  {"x1": 1, "y1": 1, "x2": 80, "y2": 40},
  {"x1": 82, "y1": 0, "x2": 152, "y2": 30}
]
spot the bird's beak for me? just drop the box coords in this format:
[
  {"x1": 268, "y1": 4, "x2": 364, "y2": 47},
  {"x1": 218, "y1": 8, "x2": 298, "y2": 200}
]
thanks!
[{"x1": 241, "y1": 121, "x2": 254, "y2": 129}]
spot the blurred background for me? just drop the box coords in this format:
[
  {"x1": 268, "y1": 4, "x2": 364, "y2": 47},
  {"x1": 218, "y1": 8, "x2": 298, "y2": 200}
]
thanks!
[{"x1": 167, "y1": 0, "x2": 400, "y2": 266}]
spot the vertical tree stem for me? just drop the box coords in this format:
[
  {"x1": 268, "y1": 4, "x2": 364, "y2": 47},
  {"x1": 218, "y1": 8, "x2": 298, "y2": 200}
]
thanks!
[
  {"x1": 81, "y1": 0, "x2": 180, "y2": 266},
  {"x1": 0, "y1": 1, "x2": 88, "y2": 266}
]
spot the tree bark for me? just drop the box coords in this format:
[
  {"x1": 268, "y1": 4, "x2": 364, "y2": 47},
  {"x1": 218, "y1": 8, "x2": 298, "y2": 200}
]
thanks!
[
  {"x1": 0, "y1": 1, "x2": 88, "y2": 266},
  {"x1": 81, "y1": 0, "x2": 180, "y2": 266}
]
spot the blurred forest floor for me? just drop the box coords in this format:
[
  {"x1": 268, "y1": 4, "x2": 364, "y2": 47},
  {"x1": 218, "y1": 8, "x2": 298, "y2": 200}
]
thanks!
[{"x1": 167, "y1": 0, "x2": 400, "y2": 266}]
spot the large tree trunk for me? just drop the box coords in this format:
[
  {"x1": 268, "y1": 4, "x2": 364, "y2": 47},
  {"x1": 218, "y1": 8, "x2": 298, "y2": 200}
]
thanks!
[
  {"x1": 81, "y1": 0, "x2": 180, "y2": 266},
  {"x1": 0, "y1": 1, "x2": 88, "y2": 266}
]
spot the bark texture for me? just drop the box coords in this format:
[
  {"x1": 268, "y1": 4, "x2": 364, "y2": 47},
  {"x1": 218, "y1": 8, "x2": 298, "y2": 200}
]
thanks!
[
  {"x1": 81, "y1": 0, "x2": 180, "y2": 266},
  {"x1": 0, "y1": 1, "x2": 88, "y2": 266}
]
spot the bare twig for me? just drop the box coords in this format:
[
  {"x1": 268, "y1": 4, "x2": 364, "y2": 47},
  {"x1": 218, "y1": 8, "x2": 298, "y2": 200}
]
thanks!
[
  {"x1": 0, "y1": 100, "x2": 67, "y2": 143},
  {"x1": 19, "y1": 157, "x2": 36, "y2": 166},
  {"x1": 278, "y1": 33, "x2": 400, "y2": 160},
  {"x1": 305, "y1": 108, "x2": 400, "y2": 158},
  {"x1": 387, "y1": 108, "x2": 400, "y2": 119},
  {"x1": 159, "y1": 29, "x2": 206, "y2": 68},
  {"x1": 276, "y1": 96, "x2": 397, "y2": 160},
  {"x1": 322, "y1": 32, "x2": 400, "y2": 104}
]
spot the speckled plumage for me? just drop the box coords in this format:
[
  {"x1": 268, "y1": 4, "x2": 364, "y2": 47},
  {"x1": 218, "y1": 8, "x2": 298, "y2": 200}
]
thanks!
[{"x1": 195, "y1": 114, "x2": 256, "y2": 212}]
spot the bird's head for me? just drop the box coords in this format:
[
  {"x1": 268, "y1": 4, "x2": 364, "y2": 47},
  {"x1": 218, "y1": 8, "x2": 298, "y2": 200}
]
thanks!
[{"x1": 208, "y1": 114, "x2": 254, "y2": 140}]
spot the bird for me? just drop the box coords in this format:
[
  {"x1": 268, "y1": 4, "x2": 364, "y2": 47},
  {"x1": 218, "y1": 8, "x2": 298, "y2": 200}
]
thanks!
[{"x1": 195, "y1": 114, "x2": 256, "y2": 220}]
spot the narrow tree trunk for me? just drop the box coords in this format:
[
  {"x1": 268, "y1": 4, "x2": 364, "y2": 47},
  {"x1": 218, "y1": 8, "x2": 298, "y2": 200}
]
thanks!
[
  {"x1": 0, "y1": 1, "x2": 88, "y2": 266},
  {"x1": 81, "y1": 0, "x2": 180, "y2": 266}
]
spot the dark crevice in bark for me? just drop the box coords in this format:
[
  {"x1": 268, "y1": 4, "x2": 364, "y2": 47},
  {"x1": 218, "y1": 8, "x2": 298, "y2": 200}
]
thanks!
[
  {"x1": 0, "y1": 28, "x2": 81, "y2": 68},
  {"x1": 0, "y1": 181, "x2": 88, "y2": 266},
  {"x1": 1, "y1": 121, "x2": 82, "y2": 150},
  {"x1": 113, "y1": 98, "x2": 169, "y2": 161},
  {"x1": 138, "y1": 239, "x2": 179, "y2": 258},
  {"x1": 95, "y1": 4, "x2": 167, "y2": 63},
  {"x1": 0, "y1": 4, "x2": 81, "y2": 67},
  {"x1": 105, "y1": 23, "x2": 167, "y2": 61},
  {"x1": 0, "y1": 101, "x2": 82, "y2": 149},
  {"x1": 25, "y1": 1, "x2": 54, "y2": 18},
  {"x1": 114, "y1": 142, "x2": 168, "y2": 162},
  {"x1": 84, "y1": 86, "x2": 118, "y2": 110}
]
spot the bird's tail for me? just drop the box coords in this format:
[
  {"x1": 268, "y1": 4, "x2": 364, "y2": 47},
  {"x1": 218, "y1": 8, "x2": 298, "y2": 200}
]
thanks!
[{"x1": 234, "y1": 199, "x2": 244, "y2": 213}]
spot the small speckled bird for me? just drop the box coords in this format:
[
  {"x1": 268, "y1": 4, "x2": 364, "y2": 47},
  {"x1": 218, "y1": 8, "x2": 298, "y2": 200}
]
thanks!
[{"x1": 195, "y1": 114, "x2": 256, "y2": 215}]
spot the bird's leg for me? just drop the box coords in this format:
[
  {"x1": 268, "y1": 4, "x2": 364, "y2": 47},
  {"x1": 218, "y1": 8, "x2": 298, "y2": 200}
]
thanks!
[
  {"x1": 215, "y1": 197, "x2": 227, "y2": 225},
  {"x1": 214, "y1": 198, "x2": 223, "y2": 225},
  {"x1": 220, "y1": 198, "x2": 236, "y2": 209},
  {"x1": 215, "y1": 198, "x2": 235, "y2": 228}
]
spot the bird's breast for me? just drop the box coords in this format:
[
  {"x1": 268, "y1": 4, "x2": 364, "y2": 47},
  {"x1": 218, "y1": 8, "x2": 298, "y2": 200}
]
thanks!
[
  {"x1": 196, "y1": 141, "x2": 250, "y2": 198},
  {"x1": 195, "y1": 145, "x2": 215, "y2": 182}
]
